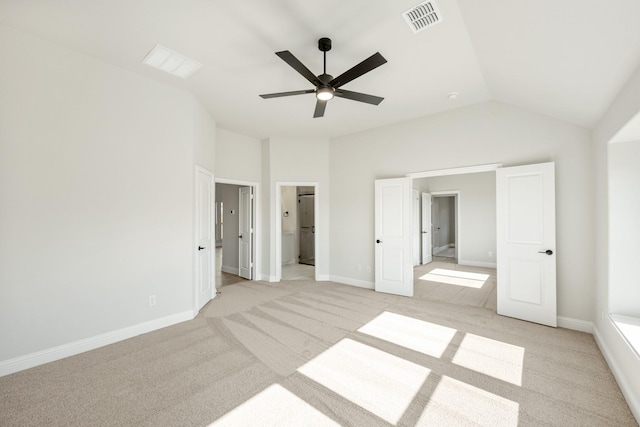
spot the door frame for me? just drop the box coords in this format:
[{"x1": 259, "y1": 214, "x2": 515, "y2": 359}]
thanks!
[
  {"x1": 430, "y1": 191, "x2": 460, "y2": 260},
  {"x1": 215, "y1": 177, "x2": 261, "y2": 282},
  {"x1": 275, "y1": 182, "x2": 320, "y2": 281}
]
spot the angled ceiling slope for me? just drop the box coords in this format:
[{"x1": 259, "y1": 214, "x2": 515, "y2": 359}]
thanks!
[{"x1": 1, "y1": 0, "x2": 639, "y2": 138}]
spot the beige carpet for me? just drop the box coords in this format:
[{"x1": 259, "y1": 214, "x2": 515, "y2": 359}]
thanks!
[{"x1": 1, "y1": 263, "x2": 637, "y2": 426}]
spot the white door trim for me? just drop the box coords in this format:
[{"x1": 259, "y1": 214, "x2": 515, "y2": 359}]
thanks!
[
  {"x1": 406, "y1": 163, "x2": 502, "y2": 179},
  {"x1": 214, "y1": 177, "x2": 260, "y2": 282},
  {"x1": 275, "y1": 182, "x2": 320, "y2": 282}
]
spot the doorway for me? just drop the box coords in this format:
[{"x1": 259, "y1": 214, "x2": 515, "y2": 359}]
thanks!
[
  {"x1": 431, "y1": 194, "x2": 458, "y2": 262},
  {"x1": 276, "y1": 183, "x2": 318, "y2": 281},
  {"x1": 375, "y1": 162, "x2": 558, "y2": 327},
  {"x1": 214, "y1": 179, "x2": 259, "y2": 288}
]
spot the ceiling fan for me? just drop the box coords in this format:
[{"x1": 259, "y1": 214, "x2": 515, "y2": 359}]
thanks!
[{"x1": 260, "y1": 37, "x2": 387, "y2": 118}]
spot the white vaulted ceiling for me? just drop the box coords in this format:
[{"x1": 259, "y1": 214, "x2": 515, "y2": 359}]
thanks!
[{"x1": 1, "y1": 0, "x2": 639, "y2": 139}]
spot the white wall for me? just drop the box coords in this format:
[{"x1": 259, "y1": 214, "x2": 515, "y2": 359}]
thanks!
[
  {"x1": 330, "y1": 101, "x2": 593, "y2": 321},
  {"x1": 215, "y1": 128, "x2": 261, "y2": 182},
  {"x1": 416, "y1": 172, "x2": 496, "y2": 265},
  {"x1": 608, "y1": 140, "x2": 640, "y2": 317},
  {"x1": 194, "y1": 101, "x2": 217, "y2": 172},
  {"x1": 593, "y1": 61, "x2": 640, "y2": 422},
  {"x1": 215, "y1": 184, "x2": 241, "y2": 274},
  {"x1": 0, "y1": 25, "x2": 215, "y2": 368},
  {"x1": 263, "y1": 137, "x2": 330, "y2": 281}
]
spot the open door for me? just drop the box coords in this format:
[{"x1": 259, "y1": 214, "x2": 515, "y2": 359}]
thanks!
[
  {"x1": 375, "y1": 177, "x2": 413, "y2": 297},
  {"x1": 195, "y1": 167, "x2": 214, "y2": 311},
  {"x1": 421, "y1": 193, "x2": 432, "y2": 264},
  {"x1": 298, "y1": 194, "x2": 315, "y2": 266},
  {"x1": 496, "y1": 162, "x2": 557, "y2": 327},
  {"x1": 238, "y1": 186, "x2": 253, "y2": 280}
]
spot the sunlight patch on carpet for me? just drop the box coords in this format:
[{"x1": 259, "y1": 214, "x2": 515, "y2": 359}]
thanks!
[
  {"x1": 358, "y1": 311, "x2": 457, "y2": 358},
  {"x1": 417, "y1": 376, "x2": 519, "y2": 426},
  {"x1": 298, "y1": 338, "x2": 430, "y2": 424},
  {"x1": 208, "y1": 384, "x2": 340, "y2": 427},
  {"x1": 418, "y1": 268, "x2": 489, "y2": 288},
  {"x1": 452, "y1": 333, "x2": 524, "y2": 386}
]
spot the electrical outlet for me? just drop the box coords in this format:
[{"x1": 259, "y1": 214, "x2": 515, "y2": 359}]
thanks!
[
  {"x1": 356, "y1": 264, "x2": 362, "y2": 272},
  {"x1": 149, "y1": 295, "x2": 156, "y2": 307},
  {"x1": 488, "y1": 251, "x2": 493, "y2": 258},
  {"x1": 366, "y1": 265, "x2": 372, "y2": 273}
]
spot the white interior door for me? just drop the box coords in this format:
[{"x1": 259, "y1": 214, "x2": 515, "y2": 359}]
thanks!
[
  {"x1": 238, "y1": 186, "x2": 253, "y2": 280},
  {"x1": 412, "y1": 189, "x2": 420, "y2": 266},
  {"x1": 421, "y1": 193, "x2": 432, "y2": 264},
  {"x1": 195, "y1": 167, "x2": 214, "y2": 311},
  {"x1": 375, "y1": 177, "x2": 413, "y2": 297},
  {"x1": 496, "y1": 162, "x2": 557, "y2": 327}
]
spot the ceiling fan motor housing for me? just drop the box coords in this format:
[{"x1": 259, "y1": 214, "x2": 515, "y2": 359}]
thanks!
[{"x1": 318, "y1": 37, "x2": 332, "y2": 52}]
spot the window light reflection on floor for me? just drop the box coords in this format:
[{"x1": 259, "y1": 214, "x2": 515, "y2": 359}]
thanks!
[
  {"x1": 208, "y1": 384, "x2": 340, "y2": 427},
  {"x1": 452, "y1": 333, "x2": 524, "y2": 386},
  {"x1": 418, "y1": 268, "x2": 490, "y2": 289},
  {"x1": 358, "y1": 311, "x2": 457, "y2": 358},
  {"x1": 417, "y1": 376, "x2": 519, "y2": 427},
  {"x1": 298, "y1": 338, "x2": 430, "y2": 425}
]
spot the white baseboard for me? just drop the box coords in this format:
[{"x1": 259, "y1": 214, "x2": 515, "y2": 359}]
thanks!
[
  {"x1": 221, "y1": 265, "x2": 239, "y2": 275},
  {"x1": 593, "y1": 323, "x2": 640, "y2": 424},
  {"x1": 316, "y1": 274, "x2": 330, "y2": 281},
  {"x1": 458, "y1": 259, "x2": 497, "y2": 268},
  {"x1": 557, "y1": 316, "x2": 594, "y2": 333},
  {"x1": 0, "y1": 310, "x2": 195, "y2": 377},
  {"x1": 330, "y1": 275, "x2": 374, "y2": 289}
]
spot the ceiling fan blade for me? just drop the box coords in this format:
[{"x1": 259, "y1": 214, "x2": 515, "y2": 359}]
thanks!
[
  {"x1": 328, "y1": 52, "x2": 387, "y2": 89},
  {"x1": 313, "y1": 99, "x2": 327, "y2": 118},
  {"x1": 260, "y1": 89, "x2": 315, "y2": 99},
  {"x1": 335, "y1": 89, "x2": 384, "y2": 105},
  {"x1": 276, "y1": 51, "x2": 322, "y2": 87}
]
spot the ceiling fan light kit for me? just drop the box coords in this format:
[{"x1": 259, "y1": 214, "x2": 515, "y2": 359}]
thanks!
[
  {"x1": 260, "y1": 37, "x2": 387, "y2": 118},
  {"x1": 316, "y1": 86, "x2": 334, "y2": 101}
]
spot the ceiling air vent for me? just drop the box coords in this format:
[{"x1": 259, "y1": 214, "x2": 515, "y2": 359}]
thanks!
[{"x1": 402, "y1": 1, "x2": 443, "y2": 34}]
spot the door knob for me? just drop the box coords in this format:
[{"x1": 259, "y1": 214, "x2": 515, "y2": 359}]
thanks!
[
  {"x1": 538, "y1": 249, "x2": 553, "y2": 255},
  {"x1": 376, "y1": 239, "x2": 382, "y2": 244},
  {"x1": 238, "y1": 235, "x2": 243, "y2": 239},
  {"x1": 421, "y1": 231, "x2": 428, "y2": 234},
  {"x1": 198, "y1": 246, "x2": 206, "y2": 251}
]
